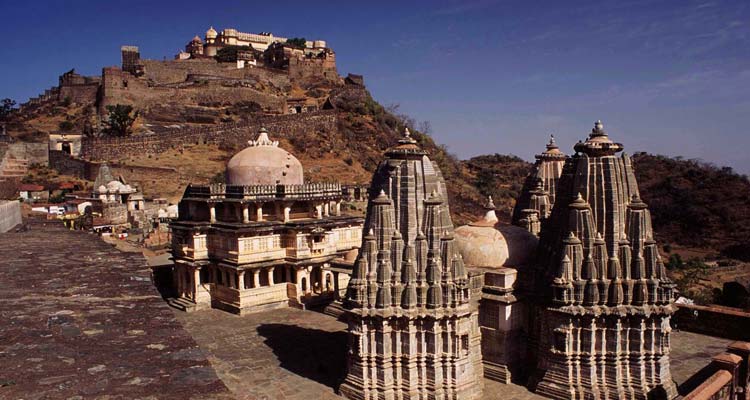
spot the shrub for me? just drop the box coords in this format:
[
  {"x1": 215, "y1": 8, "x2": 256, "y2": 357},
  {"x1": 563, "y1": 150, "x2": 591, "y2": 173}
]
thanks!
[
  {"x1": 286, "y1": 38, "x2": 307, "y2": 48},
  {"x1": 59, "y1": 120, "x2": 74, "y2": 132},
  {"x1": 103, "y1": 104, "x2": 138, "y2": 137}
]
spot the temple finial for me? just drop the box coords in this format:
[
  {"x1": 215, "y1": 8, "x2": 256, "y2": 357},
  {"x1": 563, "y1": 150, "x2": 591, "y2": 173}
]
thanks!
[
  {"x1": 591, "y1": 120, "x2": 606, "y2": 136},
  {"x1": 249, "y1": 127, "x2": 279, "y2": 147},
  {"x1": 485, "y1": 195, "x2": 496, "y2": 209}
]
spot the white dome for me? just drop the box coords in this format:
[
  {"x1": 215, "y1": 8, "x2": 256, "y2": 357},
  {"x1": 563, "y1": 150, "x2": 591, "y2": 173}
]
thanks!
[
  {"x1": 455, "y1": 222, "x2": 538, "y2": 268},
  {"x1": 106, "y1": 181, "x2": 123, "y2": 192},
  {"x1": 226, "y1": 128, "x2": 304, "y2": 186}
]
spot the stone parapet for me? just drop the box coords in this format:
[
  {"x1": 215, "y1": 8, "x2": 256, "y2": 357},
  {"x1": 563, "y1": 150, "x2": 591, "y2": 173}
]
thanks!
[{"x1": 0, "y1": 200, "x2": 22, "y2": 233}]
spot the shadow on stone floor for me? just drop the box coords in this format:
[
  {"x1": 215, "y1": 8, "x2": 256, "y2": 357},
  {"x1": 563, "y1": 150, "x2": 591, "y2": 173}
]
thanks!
[
  {"x1": 678, "y1": 363, "x2": 716, "y2": 396},
  {"x1": 257, "y1": 323, "x2": 348, "y2": 391}
]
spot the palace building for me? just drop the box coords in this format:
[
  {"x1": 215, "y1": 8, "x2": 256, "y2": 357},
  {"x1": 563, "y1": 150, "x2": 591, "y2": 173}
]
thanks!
[{"x1": 169, "y1": 128, "x2": 363, "y2": 314}]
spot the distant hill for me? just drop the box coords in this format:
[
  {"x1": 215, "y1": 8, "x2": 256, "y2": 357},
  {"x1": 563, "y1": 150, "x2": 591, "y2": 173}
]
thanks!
[{"x1": 632, "y1": 152, "x2": 750, "y2": 259}]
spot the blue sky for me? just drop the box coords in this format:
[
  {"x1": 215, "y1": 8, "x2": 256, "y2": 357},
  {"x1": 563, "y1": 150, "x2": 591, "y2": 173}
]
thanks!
[{"x1": 2, "y1": 0, "x2": 749, "y2": 173}]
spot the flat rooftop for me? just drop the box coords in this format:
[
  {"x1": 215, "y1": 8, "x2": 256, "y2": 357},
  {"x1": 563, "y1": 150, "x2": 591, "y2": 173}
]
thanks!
[{"x1": 0, "y1": 220, "x2": 732, "y2": 399}]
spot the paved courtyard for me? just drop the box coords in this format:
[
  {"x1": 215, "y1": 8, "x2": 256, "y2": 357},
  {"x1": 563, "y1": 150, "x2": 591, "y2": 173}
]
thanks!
[
  {"x1": 0, "y1": 220, "x2": 734, "y2": 399},
  {"x1": 176, "y1": 305, "x2": 732, "y2": 400},
  {"x1": 0, "y1": 221, "x2": 232, "y2": 399}
]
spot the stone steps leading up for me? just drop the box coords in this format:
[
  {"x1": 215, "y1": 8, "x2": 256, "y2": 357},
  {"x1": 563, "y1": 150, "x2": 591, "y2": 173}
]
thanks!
[{"x1": 166, "y1": 297, "x2": 198, "y2": 312}]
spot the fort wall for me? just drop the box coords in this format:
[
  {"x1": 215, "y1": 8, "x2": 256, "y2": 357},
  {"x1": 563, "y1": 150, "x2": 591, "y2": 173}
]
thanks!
[
  {"x1": 59, "y1": 84, "x2": 99, "y2": 105},
  {"x1": 142, "y1": 59, "x2": 245, "y2": 84},
  {"x1": 81, "y1": 111, "x2": 337, "y2": 161},
  {"x1": 0, "y1": 200, "x2": 22, "y2": 233}
]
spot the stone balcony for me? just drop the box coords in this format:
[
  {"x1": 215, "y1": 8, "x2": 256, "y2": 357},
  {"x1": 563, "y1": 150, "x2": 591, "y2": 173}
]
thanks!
[{"x1": 174, "y1": 245, "x2": 208, "y2": 261}]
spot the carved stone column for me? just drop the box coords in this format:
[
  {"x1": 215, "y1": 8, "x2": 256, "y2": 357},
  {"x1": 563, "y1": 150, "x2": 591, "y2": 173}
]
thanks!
[
  {"x1": 242, "y1": 203, "x2": 249, "y2": 224},
  {"x1": 253, "y1": 269, "x2": 260, "y2": 288}
]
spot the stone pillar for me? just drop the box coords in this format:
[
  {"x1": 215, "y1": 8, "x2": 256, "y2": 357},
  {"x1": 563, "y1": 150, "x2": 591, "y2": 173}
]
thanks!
[
  {"x1": 324, "y1": 202, "x2": 330, "y2": 217},
  {"x1": 238, "y1": 270, "x2": 246, "y2": 290},
  {"x1": 253, "y1": 269, "x2": 260, "y2": 288},
  {"x1": 256, "y1": 203, "x2": 264, "y2": 221},
  {"x1": 209, "y1": 204, "x2": 216, "y2": 223},
  {"x1": 242, "y1": 204, "x2": 250, "y2": 224},
  {"x1": 728, "y1": 341, "x2": 750, "y2": 400},
  {"x1": 307, "y1": 266, "x2": 313, "y2": 294},
  {"x1": 315, "y1": 204, "x2": 323, "y2": 219},
  {"x1": 193, "y1": 267, "x2": 200, "y2": 299},
  {"x1": 333, "y1": 271, "x2": 340, "y2": 300},
  {"x1": 283, "y1": 205, "x2": 291, "y2": 223},
  {"x1": 267, "y1": 267, "x2": 275, "y2": 285},
  {"x1": 335, "y1": 201, "x2": 341, "y2": 216}
]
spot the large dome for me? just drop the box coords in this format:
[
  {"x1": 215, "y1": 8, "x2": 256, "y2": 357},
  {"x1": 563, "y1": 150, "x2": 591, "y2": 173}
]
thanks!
[
  {"x1": 454, "y1": 199, "x2": 538, "y2": 268},
  {"x1": 226, "y1": 128, "x2": 304, "y2": 186}
]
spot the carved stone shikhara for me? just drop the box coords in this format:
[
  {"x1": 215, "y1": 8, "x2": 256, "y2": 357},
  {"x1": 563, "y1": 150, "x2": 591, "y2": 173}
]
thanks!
[
  {"x1": 513, "y1": 135, "x2": 566, "y2": 236},
  {"x1": 340, "y1": 129, "x2": 484, "y2": 400},
  {"x1": 530, "y1": 121, "x2": 678, "y2": 400}
]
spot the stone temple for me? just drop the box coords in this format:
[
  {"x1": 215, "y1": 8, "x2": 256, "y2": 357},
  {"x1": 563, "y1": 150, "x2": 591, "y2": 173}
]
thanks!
[
  {"x1": 165, "y1": 121, "x2": 686, "y2": 400},
  {"x1": 529, "y1": 121, "x2": 678, "y2": 399},
  {"x1": 169, "y1": 128, "x2": 363, "y2": 314},
  {"x1": 512, "y1": 135, "x2": 566, "y2": 236},
  {"x1": 340, "y1": 129, "x2": 484, "y2": 400}
]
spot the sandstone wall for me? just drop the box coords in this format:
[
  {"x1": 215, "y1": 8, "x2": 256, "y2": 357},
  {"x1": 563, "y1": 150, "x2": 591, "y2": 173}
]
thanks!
[
  {"x1": 81, "y1": 111, "x2": 337, "y2": 161},
  {"x1": 142, "y1": 59, "x2": 244, "y2": 84},
  {"x1": 100, "y1": 65, "x2": 287, "y2": 120},
  {"x1": 0, "y1": 200, "x2": 22, "y2": 233},
  {"x1": 49, "y1": 150, "x2": 103, "y2": 180},
  {"x1": 7, "y1": 142, "x2": 48, "y2": 165},
  {"x1": 59, "y1": 84, "x2": 99, "y2": 105},
  {"x1": 675, "y1": 303, "x2": 750, "y2": 341}
]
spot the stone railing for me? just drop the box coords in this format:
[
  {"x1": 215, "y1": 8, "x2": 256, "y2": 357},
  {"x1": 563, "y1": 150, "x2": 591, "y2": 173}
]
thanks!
[
  {"x1": 235, "y1": 247, "x2": 286, "y2": 264},
  {"x1": 187, "y1": 182, "x2": 343, "y2": 202},
  {"x1": 683, "y1": 341, "x2": 750, "y2": 400},
  {"x1": 675, "y1": 304, "x2": 750, "y2": 341}
]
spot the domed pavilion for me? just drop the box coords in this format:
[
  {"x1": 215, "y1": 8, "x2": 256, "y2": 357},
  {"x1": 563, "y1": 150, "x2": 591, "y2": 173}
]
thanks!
[{"x1": 170, "y1": 128, "x2": 364, "y2": 314}]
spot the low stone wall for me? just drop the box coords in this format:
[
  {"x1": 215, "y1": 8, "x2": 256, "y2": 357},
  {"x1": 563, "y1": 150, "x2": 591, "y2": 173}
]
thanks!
[
  {"x1": 81, "y1": 111, "x2": 337, "y2": 161},
  {"x1": 0, "y1": 200, "x2": 22, "y2": 233},
  {"x1": 675, "y1": 303, "x2": 750, "y2": 341}
]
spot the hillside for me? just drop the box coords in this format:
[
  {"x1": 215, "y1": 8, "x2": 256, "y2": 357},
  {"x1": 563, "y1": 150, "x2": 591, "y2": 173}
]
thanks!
[{"x1": 632, "y1": 152, "x2": 750, "y2": 260}]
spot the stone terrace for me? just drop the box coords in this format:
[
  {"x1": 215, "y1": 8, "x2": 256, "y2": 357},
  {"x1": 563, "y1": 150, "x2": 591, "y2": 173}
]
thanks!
[
  {"x1": 175, "y1": 307, "x2": 731, "y2": 400},
  {"x1": 0, "y1": 220, "x2": 734, "y2": 399},
  {"x1": 0, "y1": 220, "x2": 232, "y2": 399}
]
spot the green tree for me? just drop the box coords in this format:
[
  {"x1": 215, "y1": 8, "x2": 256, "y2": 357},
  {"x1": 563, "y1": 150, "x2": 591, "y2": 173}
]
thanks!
[
  {"x1": 286, "y1": 37, "x2": 307, "y2": 48},
  {"x1": 103, "y1": 104, "x2": 138, "y2": 137},
  {"x1": 0, "y1": 98, "x2": 16, "y2": 121}
]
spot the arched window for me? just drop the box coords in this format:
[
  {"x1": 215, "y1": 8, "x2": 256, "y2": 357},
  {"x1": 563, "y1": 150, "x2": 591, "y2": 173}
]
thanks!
[{"x1": 301, "y1": 277, "x2": 307, "y2": 292}]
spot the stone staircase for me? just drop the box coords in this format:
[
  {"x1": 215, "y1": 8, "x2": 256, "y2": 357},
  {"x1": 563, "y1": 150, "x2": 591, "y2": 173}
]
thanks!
[
  {"x1": 0, "y1": 151, "x2": 30, "y2": 199},
  {"x1": 166, "y1": 297, "x2": 198, "y2": 312},
  {"x1": 0, "y1": 156, "x2": 30, "y2": 180},
  {"x1": 322, "y1": 300, "x2": 347, "y2": 319}
]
